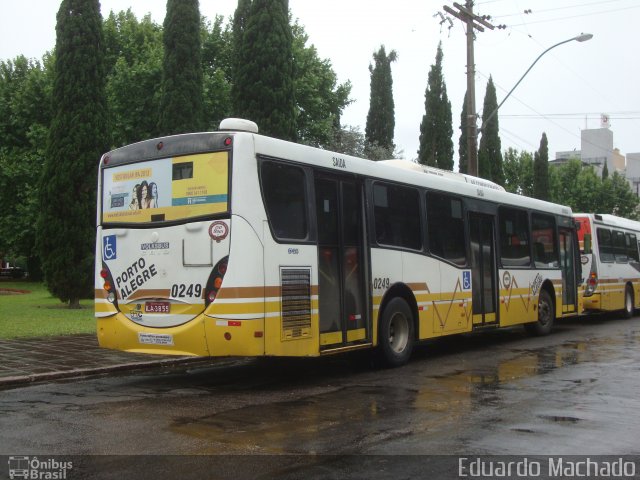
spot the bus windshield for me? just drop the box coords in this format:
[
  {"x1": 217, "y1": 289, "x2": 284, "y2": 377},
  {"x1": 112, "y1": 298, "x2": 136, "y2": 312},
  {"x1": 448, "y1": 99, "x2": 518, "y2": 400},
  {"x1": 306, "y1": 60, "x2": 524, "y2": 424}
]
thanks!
[{"x1": 101, "y1": 151, "x2": 229, "y2": 224}]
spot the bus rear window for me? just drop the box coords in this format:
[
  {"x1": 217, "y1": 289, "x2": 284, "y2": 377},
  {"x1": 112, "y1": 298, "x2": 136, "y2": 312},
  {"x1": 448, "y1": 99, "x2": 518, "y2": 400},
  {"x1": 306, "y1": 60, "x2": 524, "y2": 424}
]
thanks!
[{"x1": 101, "y1": 151, "x2": 229, "y2": 224}]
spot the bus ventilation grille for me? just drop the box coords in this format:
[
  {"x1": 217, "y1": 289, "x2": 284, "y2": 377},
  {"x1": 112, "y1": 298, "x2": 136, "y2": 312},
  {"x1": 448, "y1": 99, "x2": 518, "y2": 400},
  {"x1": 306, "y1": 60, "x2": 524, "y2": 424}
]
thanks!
[{"x1": 280, "y1": 268, "x2": 312, "y2": 340}]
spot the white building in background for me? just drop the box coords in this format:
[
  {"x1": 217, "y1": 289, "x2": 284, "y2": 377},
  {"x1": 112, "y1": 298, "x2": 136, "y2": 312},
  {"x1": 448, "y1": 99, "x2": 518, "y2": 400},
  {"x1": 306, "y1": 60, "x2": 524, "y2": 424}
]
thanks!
[
  {"x1": 553, "y1": 114, "x2": 640, "y2": 197},
  {"x1": 580, "y1": 127, "x2": 612, "y2": 171}
]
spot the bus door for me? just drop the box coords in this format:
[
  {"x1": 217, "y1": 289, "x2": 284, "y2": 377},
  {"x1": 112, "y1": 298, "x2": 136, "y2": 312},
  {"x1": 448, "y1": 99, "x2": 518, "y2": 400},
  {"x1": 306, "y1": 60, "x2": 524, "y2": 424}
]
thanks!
[
  {"x1": 469, "y1": 213, "x2": 498, "y2": 326},
  {"x1": 315, "y1": 175, "x2": 369, "y2": 350},
  {"x1": 559, "y1": 227, "x2": 578, "y2": 313}
]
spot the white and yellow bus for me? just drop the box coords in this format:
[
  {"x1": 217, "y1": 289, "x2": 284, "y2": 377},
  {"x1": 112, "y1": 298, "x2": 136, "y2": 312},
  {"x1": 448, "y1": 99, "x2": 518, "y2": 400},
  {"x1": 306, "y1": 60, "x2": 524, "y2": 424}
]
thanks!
[
  {"x1": 575, "y1": 213, "x2": 640, "y2": 317},
  {"x1": 95, "y1": 118, "x2": 581, "y2": 366}
]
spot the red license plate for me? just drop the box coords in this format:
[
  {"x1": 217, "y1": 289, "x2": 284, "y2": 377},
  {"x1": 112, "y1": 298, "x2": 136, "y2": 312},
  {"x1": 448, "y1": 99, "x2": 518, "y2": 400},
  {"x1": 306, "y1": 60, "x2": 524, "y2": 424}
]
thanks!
[{"x1": 144, "y1": 301, "x2": 170, "y2": 313}]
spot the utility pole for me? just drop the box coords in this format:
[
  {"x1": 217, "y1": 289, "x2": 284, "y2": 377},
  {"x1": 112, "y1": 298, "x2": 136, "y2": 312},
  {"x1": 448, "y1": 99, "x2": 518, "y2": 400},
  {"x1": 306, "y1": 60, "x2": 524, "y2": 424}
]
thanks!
[{"x1": 442, "y1": 1, "x2": 496, "y2": 177}]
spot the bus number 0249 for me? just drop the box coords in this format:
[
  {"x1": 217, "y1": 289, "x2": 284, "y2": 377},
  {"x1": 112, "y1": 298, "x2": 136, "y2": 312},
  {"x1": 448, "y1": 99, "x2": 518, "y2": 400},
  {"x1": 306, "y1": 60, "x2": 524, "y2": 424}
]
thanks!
[
  {"x1": 373, "y1": 278, "x2": 390, "y2": 290},
  {"x1": 171, "y1": 283, "x2": 202, "y2": 298}
]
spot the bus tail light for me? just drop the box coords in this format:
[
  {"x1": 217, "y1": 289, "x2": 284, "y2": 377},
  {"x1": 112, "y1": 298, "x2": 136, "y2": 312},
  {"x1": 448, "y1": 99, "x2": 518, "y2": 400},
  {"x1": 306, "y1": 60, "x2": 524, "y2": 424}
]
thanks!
[
  {"x1": 205, "y1": 256, "x2": 229, "y2": 307},
  {"x1": 100, "y1": 263, "x2": 118, "y2": 305},
  {"x1": 585, "y1": 272, "x2": 598, "y2": 296}
]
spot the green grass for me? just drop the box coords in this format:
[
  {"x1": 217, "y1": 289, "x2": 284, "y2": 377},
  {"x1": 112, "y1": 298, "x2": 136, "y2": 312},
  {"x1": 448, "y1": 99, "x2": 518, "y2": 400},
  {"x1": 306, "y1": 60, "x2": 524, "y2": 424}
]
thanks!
[{"x1": 0, "y1": 281, "x2": 96, "y2": 339}]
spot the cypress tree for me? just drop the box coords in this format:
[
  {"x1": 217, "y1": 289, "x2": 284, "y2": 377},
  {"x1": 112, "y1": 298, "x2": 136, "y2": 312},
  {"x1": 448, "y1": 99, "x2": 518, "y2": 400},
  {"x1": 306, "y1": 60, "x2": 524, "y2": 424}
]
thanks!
[
  {"x1": 602, "y1": 160, "x2": 609, "y2": 179},
  {"x1": 235, "y1": 0, "x2": 296, "y2": 140},
  {"x1": 478, "y1": 76, "x2": 504, "y2": 185},
  {"x1": 458, "y1": 90, "x2": 468, "y2": 174},
  {"x1": 365, "y1": 45, "x2": 397, "y2": 157},
  {"x1": 157, "y1": 0, "x2": 204, "y2": 135},
  {"x1": 417, "y1": 43, "x2": 453, "y2": 170},
  {"x1": 533, "y1": 132, "x2": 550, "y2": 200},
  {"x1": 36, "y1": 0, "x2": 109, "y2": 308}
]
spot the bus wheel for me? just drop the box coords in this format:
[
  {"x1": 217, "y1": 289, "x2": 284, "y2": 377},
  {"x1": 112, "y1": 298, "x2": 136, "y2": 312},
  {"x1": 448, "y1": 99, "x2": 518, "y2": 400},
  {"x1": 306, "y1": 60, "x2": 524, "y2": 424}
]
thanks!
[
  {"x1": 377, "y1": 297, "x2": 414, "y2": 367},
  {"x1": 623, "y1": 285, "x2": 634, "y2": 319},
  {"x1": 525, "y1": 289, "x2": 554, "y2": 336}
]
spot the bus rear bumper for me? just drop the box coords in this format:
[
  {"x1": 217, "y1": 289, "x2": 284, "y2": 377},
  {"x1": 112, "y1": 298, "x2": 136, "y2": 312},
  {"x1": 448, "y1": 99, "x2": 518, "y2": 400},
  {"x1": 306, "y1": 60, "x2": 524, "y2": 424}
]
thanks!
[
  {"x1": 97, "y1": 313, "x2": 267, "y2": 357},
  {"x1": 97, "y1": 313, "x2": 210, "y2": 356}
]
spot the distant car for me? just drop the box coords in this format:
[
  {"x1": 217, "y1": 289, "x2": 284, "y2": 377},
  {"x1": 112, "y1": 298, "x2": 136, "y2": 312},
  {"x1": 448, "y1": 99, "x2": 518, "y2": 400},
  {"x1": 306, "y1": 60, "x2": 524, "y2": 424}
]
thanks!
[{"x1": 0, "y1": 267, "x2": 25, "y2": 279}]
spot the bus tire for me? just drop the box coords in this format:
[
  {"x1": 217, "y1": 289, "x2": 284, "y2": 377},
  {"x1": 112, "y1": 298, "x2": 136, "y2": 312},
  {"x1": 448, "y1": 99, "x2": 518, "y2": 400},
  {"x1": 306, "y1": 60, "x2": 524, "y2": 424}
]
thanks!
[
  {"x1": 525, "y1": 289, "x2": 554, "y2": 336},
  {"x1": 377, "y1": 297, "x2": 414, "y2": 367},
  {"x1": 623, "y1": 285, "x2": 634, "y2": 319}
]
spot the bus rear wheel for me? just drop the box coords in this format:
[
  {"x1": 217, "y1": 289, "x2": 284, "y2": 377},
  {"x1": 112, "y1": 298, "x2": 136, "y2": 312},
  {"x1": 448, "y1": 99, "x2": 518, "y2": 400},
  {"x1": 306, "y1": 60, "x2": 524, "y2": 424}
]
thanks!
[
  {"x1": 623, "y1": 285, "x2": 634, "y2": 319},
  {"x1": 377, "y1": 297, "x2": 414, "y2": 368},
  {"x1": 525, "y1": 289, "x2": 554, "y2": 336}
]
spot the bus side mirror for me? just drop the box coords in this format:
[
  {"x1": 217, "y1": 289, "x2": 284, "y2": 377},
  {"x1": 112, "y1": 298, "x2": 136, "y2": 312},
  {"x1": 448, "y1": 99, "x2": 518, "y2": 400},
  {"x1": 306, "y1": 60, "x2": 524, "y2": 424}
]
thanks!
[{"x1": 583, "y1": 233, "x2": 592, "y2": 254}]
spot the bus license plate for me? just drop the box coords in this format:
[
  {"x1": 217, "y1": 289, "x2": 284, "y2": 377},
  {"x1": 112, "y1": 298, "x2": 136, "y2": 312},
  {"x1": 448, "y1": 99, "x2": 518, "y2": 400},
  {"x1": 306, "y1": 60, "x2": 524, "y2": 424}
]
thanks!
[{"x1": 144, "y1": 301, "x2": 170, "y2": 313}]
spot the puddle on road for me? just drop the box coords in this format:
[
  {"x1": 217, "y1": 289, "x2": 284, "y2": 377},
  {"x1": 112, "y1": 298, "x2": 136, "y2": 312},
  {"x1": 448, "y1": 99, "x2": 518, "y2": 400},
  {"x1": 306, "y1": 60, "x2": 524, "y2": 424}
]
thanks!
[
  {"x1": 538, "y1": 415, "x2": 582, "y2": 423},
  {"x1": 170, "y1": 331, "x2": 640, "y2": 454},
  {"x1": 171, "y1": 385, "x2": 417, "y2": 454}
]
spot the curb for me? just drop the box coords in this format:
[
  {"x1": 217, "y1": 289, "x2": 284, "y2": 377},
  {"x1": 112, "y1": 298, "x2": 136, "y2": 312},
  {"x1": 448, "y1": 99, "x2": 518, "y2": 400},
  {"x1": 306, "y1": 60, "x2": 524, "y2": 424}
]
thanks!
[{"x1": 0, "y1": 356, "x2": 220, "y2": 388}]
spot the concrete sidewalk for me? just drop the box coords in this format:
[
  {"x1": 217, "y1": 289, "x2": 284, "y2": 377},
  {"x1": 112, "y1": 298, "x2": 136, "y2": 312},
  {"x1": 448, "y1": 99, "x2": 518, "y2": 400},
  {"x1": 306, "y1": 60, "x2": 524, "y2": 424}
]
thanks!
[{"x1": 0, "y1": 334, "x2": 218, "y2": 388}]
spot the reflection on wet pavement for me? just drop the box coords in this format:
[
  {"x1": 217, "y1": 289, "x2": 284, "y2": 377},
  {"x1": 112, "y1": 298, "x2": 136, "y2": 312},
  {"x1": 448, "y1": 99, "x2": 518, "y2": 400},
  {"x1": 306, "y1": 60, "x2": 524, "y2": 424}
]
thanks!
[
  {"x1": 2, "y1": 317, "x2": 640, "y2": 456},
  {"x1": 167, "y1": 322, "x2": 640, "y2": 455}
]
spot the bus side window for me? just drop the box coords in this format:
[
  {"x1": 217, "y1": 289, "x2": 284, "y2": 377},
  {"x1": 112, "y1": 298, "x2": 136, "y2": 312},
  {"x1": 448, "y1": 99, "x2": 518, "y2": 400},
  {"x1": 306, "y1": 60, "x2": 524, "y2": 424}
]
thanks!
[
  {"x1": 531, "y1": 213, "x2": 558, "y2": 268},
  {"x1": 261, "y1": 162, "x2": 309, "y2": 241},
  {"x1": 613, "y1": 230, "x2": 628, "y2": 263},
  {"x1": 627, "y1": 233, "x2": 639, "y2": 262},
  {"x1": 596, "y1": 228, "x2": 614, "y2": 263},
  {"x1": 426, "y1": 193, "x2": 466, "y2": 266},
  {"x1": 373, "y1": 183, "x2": 421, "y2": 250},
  {"x1": 498, "y1": 207, "x2": 531, "y2": 267}
]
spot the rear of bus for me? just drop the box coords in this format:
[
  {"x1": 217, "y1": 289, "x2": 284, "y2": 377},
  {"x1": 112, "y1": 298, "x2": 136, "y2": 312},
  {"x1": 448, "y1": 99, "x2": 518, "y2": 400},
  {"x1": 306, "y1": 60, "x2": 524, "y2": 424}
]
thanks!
[
  {"x1": 575, "y1": 214, "x2": 596, "y2": 299},
  {"x1": 95, "y1": 122, "x2": 262, "y2": 356}
]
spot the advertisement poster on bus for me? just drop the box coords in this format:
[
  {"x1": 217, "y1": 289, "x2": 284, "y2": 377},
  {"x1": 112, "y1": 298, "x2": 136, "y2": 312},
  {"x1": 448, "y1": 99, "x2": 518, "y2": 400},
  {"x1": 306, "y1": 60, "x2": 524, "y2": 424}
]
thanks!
[{"x1": 102, "y1": 152, "x2": 229, "y2": 223}]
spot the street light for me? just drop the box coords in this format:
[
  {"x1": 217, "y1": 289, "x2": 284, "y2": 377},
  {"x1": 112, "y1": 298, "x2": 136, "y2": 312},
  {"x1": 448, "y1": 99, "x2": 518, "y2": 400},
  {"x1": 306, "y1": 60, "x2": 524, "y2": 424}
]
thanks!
[{"x1": 468, "y1": 33, "x2": 593, "y2": 176}]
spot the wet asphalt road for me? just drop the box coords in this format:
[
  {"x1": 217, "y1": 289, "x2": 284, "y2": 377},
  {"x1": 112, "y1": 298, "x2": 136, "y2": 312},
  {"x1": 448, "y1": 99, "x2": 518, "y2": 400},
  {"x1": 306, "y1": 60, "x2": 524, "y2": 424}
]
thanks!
[{"x1": 1, "y1": 314, "x2": 640, "y2": 478}]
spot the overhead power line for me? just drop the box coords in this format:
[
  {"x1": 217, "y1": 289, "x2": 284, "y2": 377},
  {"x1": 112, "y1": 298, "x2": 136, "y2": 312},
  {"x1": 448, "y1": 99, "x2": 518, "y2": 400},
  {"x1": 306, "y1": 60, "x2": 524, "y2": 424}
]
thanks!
[{"x1": 492, "y1": 0, "x2": 630, "y2": 18}]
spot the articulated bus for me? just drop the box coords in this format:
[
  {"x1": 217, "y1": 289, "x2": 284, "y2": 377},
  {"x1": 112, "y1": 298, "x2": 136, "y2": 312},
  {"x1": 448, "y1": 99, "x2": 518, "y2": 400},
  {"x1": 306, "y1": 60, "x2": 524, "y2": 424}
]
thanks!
[
  {"x1": 95, "y1": 118, "x2": 581, "y2": 366},
  {"x1": 575, "y1": 213, "x2": 640, "y2": 317}
]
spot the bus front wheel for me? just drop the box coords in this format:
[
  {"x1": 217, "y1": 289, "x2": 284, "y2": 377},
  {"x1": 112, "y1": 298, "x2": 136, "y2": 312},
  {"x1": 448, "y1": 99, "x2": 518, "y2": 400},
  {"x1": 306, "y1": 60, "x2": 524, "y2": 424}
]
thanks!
[
  {"x1": 525, "y1": 289, "x2": 554, "y2": 336},
  {"x1": 377, "y1": 297, "x2": 414, "y2": 367}
]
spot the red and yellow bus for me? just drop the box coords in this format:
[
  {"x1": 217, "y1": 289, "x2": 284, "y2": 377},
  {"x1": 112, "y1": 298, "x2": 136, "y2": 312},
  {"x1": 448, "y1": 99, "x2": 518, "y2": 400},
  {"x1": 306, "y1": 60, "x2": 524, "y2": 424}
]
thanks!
[{"x1": 575, "y1": 213, "x2": 640, "y2": 317}]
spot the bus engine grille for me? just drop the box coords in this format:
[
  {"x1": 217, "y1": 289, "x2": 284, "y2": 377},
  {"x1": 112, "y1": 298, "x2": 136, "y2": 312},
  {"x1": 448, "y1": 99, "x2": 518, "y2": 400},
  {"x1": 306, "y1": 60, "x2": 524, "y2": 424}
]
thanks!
[{"x1": 280, "y1": 268, "x2": 312, "y2": 340}]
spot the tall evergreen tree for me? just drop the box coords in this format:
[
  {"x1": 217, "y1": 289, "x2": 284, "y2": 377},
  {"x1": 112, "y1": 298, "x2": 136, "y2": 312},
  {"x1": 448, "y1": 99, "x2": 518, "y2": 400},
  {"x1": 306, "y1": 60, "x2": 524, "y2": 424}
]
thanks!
[
  {"x1": 602, "y1": 160, "x2": 609, "y2": 179},
  {"x1": 458, "y1": 90, "x2": 468, "y2": 174},
  {"x1": 417, "y1": 43, "x2": 453, "y2": 170},
  {"x1": 478, "y1": 76, "x2": 504, "y2": 185},
  {"x1": 235, "y1": 0, "x2": 296, "y2": 140},
  {"x1": 36, "y1": 0, "x2": 109, "y2": 307},
  {"x1": 365, "y1": 45, "x2": 396, "y2": 157},
  {"x1": 533, "y1": 132, "x2": 550, "y2": 200},
  {"x1": 157, "y1": 0, "x2": 203, "y2": 135}
]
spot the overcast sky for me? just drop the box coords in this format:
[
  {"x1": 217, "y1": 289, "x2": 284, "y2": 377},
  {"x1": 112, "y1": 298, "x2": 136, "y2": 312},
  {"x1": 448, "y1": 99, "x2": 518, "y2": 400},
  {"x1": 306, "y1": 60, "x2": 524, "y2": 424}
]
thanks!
[{"x1": 1, "y1": 0, "x2": 639, "y2": 167}]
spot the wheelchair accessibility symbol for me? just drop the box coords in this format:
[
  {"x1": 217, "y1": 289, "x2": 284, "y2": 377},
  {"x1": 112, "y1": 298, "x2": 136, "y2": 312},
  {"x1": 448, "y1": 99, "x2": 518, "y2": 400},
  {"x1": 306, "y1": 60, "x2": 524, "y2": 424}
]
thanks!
[
  {"x1": 103, "y1": 235, "x2": 117, "y2": 260},
  {"x1": 462, "y1": 271, "x2": 471, "y2": 290}
]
